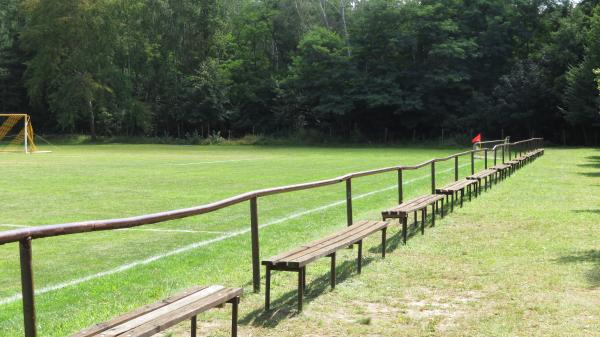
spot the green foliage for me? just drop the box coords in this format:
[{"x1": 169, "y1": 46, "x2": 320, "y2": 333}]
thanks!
[
  {"x1": 2, "y1": 0, "x2": 600, "y2": 144},
  {"x1": 561, "y1": 4, "x2": 600, "y2": 143}
]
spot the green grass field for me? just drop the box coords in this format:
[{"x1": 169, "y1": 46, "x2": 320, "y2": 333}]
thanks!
[{"x1": 0, "y1": 145, "x2": 598, "y2": 336}]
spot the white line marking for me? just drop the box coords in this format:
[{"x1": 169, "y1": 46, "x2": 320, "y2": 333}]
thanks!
[
  {"x1": 0, "y1": 163, "x2": 468, "y2": 306},
  {"x1": 116, "y1": 228, "x2": 229, "y2": 234},
  {"x1": 0, "y1": 224, "x2": 226, "y2": 234},
  {"x1": 167, "y1": 159, "x2": 258, "y2": 166}
]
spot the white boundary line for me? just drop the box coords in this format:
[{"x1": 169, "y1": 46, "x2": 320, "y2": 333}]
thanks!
[
  {"x1": 0, "y1": 163, "x2": 468, "y2": 306},
  {"x1": 116, "y1": 228, "x2": 229, "y2": 234},
  {"x1": 167, "y1": 159, "x2": 258, "y2": 166},
  {"x1": 0, "y1": 224, "x2": 27, "y2": 228}
]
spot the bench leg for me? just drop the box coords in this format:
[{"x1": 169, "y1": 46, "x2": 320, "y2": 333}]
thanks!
[
  {"x1": 402, "y1": 217, "x2": 408, "y2": 244},
  {"x1": 431, "y1": 203, "x2": 435, "y2": 227},
  {"x1": 191, "y1": 315, "x2": 197, "y2": 337},
  {"x1": 357, "y1": 240, "x2": 363, "y2": 274},
  {"x1": 460, "y1": 189, "x2": 464, "y2": 207},
  {"x1": 441, "y1": 198, "x2": 445, "y2": 218},
  {"x1": 414, "y1": 211, "x2": 417, "y2": 226},
  {"x1": 297, "y1": 268, "x2": 304, "y2": 312},
  {"x1": 381, "y1": 228, "x2": 387, "y2": 258},
  {"x1": 451, "y1": 193, "x2": 454, "y2": 212},
  {"x1": 468, "y1": 185, "x2": 472, "y2": 201},
  {"x1": 421, "y1": 208, "x2": 426, "y2": 235},
  {"x1": 330, "y1": 253, "x2": 336, "y2": 289},
  {"x1": 265, "y1": 266, "x2": 271, "y2": 311},
  {"x1": 231, "y1": 297, "x2": 239, "y2": 337},
  {"x1": 302, "y1": 266, "x2": 306, "y2": 291}
]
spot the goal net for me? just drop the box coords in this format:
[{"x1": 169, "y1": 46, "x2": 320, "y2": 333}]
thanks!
[{"x1": 0, "y1": 114, "x2": 38, "y2": 153}]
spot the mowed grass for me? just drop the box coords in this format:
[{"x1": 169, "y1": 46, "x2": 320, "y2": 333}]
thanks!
[
  {"x1": 0, "y1": 146, "x2": 598, "y2": 336},
  {"x1": 0, "y1": 144, "x2": 476, "y2": 336}
]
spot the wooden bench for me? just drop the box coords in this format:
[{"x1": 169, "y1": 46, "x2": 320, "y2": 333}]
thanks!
[
  {"x1": 262, "y1": 220, "x2": 390, "y2": 312},
  {"x1": 70, "y1": 285, "x2": 242, "y2": 337},
  {"x1": 466, "y1": 168, "x2": 498, "y2": 192},
  {"x1": 381, "y1": 194, "x2": 445, "y2": 243},
  {"x1": 505, "y1": 159, "x2": 521, "y2": 173},
  {"x1": 435, "y1": 179, "x2": 478, "y2": 211},
  {"x1": 490, "y1": 163, "x2": 512, "y2": 179}
]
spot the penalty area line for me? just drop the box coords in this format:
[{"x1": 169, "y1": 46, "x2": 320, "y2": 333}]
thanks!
[
  {"x1": 0, "y1": 163, "x2": 468, "y2": 306},
  {"x1": 167, "y1": 159, "x2": 259, "y2": 166}
]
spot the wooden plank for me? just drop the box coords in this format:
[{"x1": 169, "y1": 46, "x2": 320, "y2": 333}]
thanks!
[
  {"x1": 116, "y1": 288, "x2": 242, "y2": 337},
  {"x1": 69, "y1": 286, "x2": 208, "y2": 337},
  {"x1": 287, "y1": 221, "x2": 390, "y2": 267},
  {"x1": 383, "y1": 194, "x2": 444, "y2": 214},
  {"x1": 262, "y1": 220, "x2": 371, "y2": 265},
  {"x1": 100, "y1": 286, "x2": 225, "y2": 337},
  {"x1": 275, "y1": 221, "x2": 381, "y2": 265}
]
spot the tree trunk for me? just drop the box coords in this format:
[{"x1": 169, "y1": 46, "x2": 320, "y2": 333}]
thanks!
[
  {"x1": 319, "y1": 0, "x2": 330, "y2": 28},
  {"x1": 339, "y1": 0, "x2": 351, "y2": 57},
  {"x1": 88, "y1": 99, "x2": 96, "y2": 140}
]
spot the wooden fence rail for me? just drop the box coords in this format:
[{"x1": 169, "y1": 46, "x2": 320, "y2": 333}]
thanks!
[{"x1": 0, "y1": 138, "x2": 544, "y2": 337}]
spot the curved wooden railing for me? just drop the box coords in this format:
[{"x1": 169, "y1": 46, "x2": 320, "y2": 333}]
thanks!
[{"x1": 0, "y1": 137, "x2": 544, "y2": 337}]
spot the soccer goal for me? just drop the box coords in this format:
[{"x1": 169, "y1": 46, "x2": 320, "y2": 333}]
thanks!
[
  {"x1": 0, "y1": 113, "x2": 39, "y2": 154},
  {"x1": 473, "y1": 137, "x2": 510, "y2": 158}
]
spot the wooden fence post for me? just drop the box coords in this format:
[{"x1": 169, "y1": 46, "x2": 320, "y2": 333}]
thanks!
[
  {"x1": 250, "y1": 198, "x2": 260, "y2": 293},
  {"x1": 431, "y1": 161, "x2": 436, "y2": 194},
  {"x1": 398, "y1": 169, "x2": 403, "y2": 204},
  {"x1": 20, "y1": 237, "x2": 36, "y2": 337},
  {"x1": 346, "y1": 179, "x2": 353, "y2": 227},
  {"x1": 484, "y1": 149, "x2": 488, "y2": 169},
  {"x1": 454, "y1": 156, "x2": 459, "y2": 181},
  {"x1": 470, "y1": 151, "x2": 475, "y2": 175},
  {"x1": 494, "y1": 148, "x2": 498, "y2": 166}
]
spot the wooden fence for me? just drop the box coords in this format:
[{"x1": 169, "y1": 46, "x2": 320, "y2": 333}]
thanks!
[{"x1": 0, "y1": 137, "x2": 544, "y2": 337}]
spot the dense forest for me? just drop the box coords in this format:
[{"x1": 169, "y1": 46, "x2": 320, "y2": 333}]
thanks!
[{"x1": 1, "y1": 0, "x2": 599, "y2": 144}]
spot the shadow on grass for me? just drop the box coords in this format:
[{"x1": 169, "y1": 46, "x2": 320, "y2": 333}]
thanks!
[
  {"x1": 239, "y1": 196, "x2": 466, "y2": 328},
  {"x1": 241, "y1": 224, "x2": 425, "y2": 328},
  {"x1": 556, "y1": 250, "x2": 600, "y2": 288},
  {"x1": 571, "y1": 209, "x2": 600, "y2": 214},
  {"x1": 240, "y1": 255, "x2": 377, "y2": 328},
  {"x1": 578, "y1": 156, "x2": 600, "y2": 176}
]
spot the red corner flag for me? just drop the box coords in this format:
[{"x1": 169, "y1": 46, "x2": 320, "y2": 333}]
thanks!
[{"x1": 471, "y1": 133, "x2": 482, "y2": 144}]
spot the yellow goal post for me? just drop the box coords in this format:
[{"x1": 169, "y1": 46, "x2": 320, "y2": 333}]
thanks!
[{"x1": 0, "y1": 113, "x2": 39, "y2": 154}]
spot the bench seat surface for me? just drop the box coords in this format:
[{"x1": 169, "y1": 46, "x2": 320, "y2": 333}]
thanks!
[
  {"x1": 70, "y1": 285, "x2": 242, "y2": 337},
  {"x1": 491, "y1": 163, "x2": 511, "y2": 170},
  {"x1": 467, "y1": 168, "x2": 497, "y2": 179},
  {"x1": 382, "y1": 194, "x2": 444, "y2": 217},
  {"x1": 435, "y1": 179, "x2": 477, "y2": 193},
  {"x1": 262, "y1": 220, "x2": 389, "y2": 268}
]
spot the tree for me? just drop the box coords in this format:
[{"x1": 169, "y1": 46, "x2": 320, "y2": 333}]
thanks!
[
  {"x1": 285, "y1": 27, "x2": 355, "y2": 132},
  {"x1": 561, "y1": 4, "x2": 600, "y2": 144}
]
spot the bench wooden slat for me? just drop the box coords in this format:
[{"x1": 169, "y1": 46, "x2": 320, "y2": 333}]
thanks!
[
  {"x1": 435, "y1": 179, "x2": 476, "y2": 193},
  {"x1": 263, "y1": 220, "x2": 389, "y2": 268},
  {"x1": 263, "y1": 220, "x2": 374, "y2": 264},
  {"x1": 69, "y1": 286, "x2": 209, "y2": 337},
  {"x1": 382, "y1": 194, "x2": 443, "y2": 215},
  {"x1": 100, "y1": 286, "x2": 226, "y2": 337},
  {"x1": 490, "y1": 163, "x2": 510, "y2": 170},
  {"x1": 274, "y1": 220, "x2": 376, "y2": 264},
  {"x1": 286, "y1": 221, "x2": 388, "y2": 267},
  {"x1": 117, "y1": 287, "x2": 242, "y2": 337},
  {"x1": 467, "y1": 168, "x2": 497, "y2": 180}
]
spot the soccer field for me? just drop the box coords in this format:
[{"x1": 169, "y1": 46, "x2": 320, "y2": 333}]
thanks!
[{"x1": 1, "y1": 144, "x2": 481, "y2": 336}]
